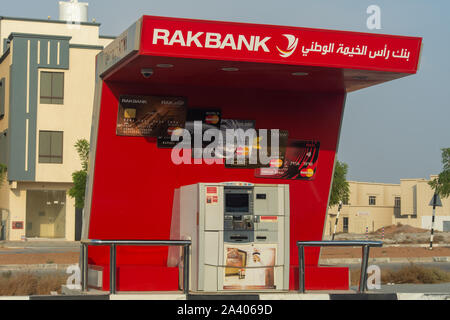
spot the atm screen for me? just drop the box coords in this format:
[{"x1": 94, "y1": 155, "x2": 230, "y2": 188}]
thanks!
[{"x1": 225, "y1": 193, "x2": 249, "y2": 212}]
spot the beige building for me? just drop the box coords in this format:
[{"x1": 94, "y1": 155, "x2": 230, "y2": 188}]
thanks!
[
  {"x1": 325, "y1": 176, "x2": 450, "y2": 236},
  {"x1": 0, "y1": 14, "x2": 114, "y2": 241}
]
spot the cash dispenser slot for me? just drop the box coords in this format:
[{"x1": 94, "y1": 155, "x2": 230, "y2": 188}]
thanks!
[{"x1": 230, "y1": 235, "x2": 249, "y2": 241}]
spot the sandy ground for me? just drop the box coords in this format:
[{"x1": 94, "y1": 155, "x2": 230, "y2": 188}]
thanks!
[
  {"x1": 0, "y1": 252, "x2": 79, "y2": 265},
  {"x1": 333, "y1": 225, "x2": 450, "y2": 245},
  {"x1": 321, "y1": 246, "x2": 450, "y2": 259}
]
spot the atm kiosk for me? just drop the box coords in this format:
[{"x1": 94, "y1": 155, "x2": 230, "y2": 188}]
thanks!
[
  {"x1": 82, "y1": 15, "x2": 422, "y2": 292},
  {"x1": 169, "y1": 182, "x2": 289, "y2": 292}
]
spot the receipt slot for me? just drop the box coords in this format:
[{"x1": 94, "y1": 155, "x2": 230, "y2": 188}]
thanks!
[{"x1": 169, "y1": 182, "x2": 290, "y2": 292}]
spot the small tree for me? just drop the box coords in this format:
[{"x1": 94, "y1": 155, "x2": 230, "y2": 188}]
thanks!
[
  {"x1": 0, "y1": 163, "x2": 6, "y2": 186},
  {"x1": 329, "y1": 160, "x2": 350, "y2": 207},
  {"x1": 68, "y1": 139, "x2": 90, "y2": 209},
  {"x1": 429, "y1": 148, "x2": 450, "y2": 199}
]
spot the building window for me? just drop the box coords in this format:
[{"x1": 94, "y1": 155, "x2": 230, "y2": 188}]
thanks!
[
  {"x1": 395, "y1": 197, "x2": 401, "y2": 208},
  {"x1": 369, "y1": 196, "x2": 376, "y2": 206},
  {"x1": 394, "y1": 196, "x2": 401, "y2": 216},
  {"x1": 40, "y1": 72, "x2": 64, "y2": 104},
  {"x1": 343, "y1": 217, "x2": 349, "y2": 233},
  {"x1": 39, "y1": 131, "x2": 63, "y2": 164},
  {"x1": 343, "y1": 198, "x2": 349, "y2": 205},
  {"x1": 0, "y1": 78, "x2": 5, "y2": 118}
]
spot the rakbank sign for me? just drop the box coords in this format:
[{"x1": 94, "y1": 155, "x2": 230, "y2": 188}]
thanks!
[{"x1": 152, "y1": 28, "x2": 274, "y2": 53}]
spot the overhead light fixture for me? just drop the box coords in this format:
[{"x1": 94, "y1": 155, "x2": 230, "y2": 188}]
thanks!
[
  {"x1": 156, "y1": 64, "x2": 174, "y2": 68},
  {"x1": 221, "y1": 67, "x2": 239, "y2": 72},
  {"x1": 292, "y1": 72, "x2": 309, "y2": 76}
]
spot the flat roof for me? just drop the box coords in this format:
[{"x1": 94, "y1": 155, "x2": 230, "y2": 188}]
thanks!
[
  {"x1": 98, "y1": 15, "x2": 423, "y2": 93},
  {"x1": 348, "y1": 181, "x2": 401, "y2": 186},
  {"x1": 0, "y1": 16, "x2": 101, "y2": 27},
  {"x1": 99, "y1": 35, "x2": 116, "y2": 39}
]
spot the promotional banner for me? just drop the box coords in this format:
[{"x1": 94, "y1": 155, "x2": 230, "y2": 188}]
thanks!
[
  {"x1": 215, "y1": 119, "x2": 255, "y2": 164},
  {"x1": 224, "y1": 244, "x2": 277, "y2": 290},
  {"x1": 185, "y1": 109, "x2": 222, "y2": 155},
  {"x1": 116, "y1": 95, "x2": 187, "y2": 138},
  {"x1": 224, "y1": 129, "x2": 289, "y2": 169},
  {"x1": 255, "y1": 140, "x2": 320, "y2": 180}
]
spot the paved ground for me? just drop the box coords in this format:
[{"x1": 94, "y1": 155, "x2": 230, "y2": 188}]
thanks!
[
  {"x1": 352, "y1": 283, "x2": 450, "y2": 294},
  {"x1": 0, "y1": 252, "x2": 79, "y2": 265},
  {"x1": 0, "y1": 241, "x2": 80, "y2": 256},
  {"x1": 0, "y1": 242, "x2": 79, "y2": 265},
  {"x1": 321, "y1": 246, "x2": 450, "y2": 259},
  {"x1": 348, "y1": 262, "x2": 450, "y2": 272}
]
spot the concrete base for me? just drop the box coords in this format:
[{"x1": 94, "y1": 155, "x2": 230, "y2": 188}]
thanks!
[
  {"x1": 2, "y1": 291, "x2": 450, "y2": 300},
  {"x1": 111, "y1": 293, "x2": 186, "y2": 300},
  {"x1": 55, "y1": 287, "x2": 450, "y2": 300}
]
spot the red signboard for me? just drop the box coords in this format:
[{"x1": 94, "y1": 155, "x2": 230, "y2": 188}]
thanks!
[
  {"x1": 140, "y1": 15, "x2": 422, "y2": 73},
  {"x1": 12, "y1": 221, "x2": 24, "y2": 230}
]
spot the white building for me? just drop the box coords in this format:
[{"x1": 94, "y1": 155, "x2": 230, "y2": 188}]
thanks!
[{"x1": 0, "y1": 3, "x2": 114, "y2": 241}]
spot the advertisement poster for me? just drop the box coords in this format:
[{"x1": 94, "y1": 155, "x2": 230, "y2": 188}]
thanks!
[
  {"x1": 185, "y1": 109, "x2": 222, "y2": 156},
  {"x1": 223, "y1": 244, "x2": 276, "y2": 290},
  {"x1": 255, "y1": 140, "x2": 320, "y2": 180},
  {"x1": 225, "y1": 129, "x2": 289, "y2": 169},
  {"x1": 116, "y1": 95, "x2": 187, "y2": 138},
  {"x1": 216, "y1": 119, "x2": 256, "y2": 162}
]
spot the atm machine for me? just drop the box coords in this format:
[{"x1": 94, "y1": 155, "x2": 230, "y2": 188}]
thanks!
[{"x1": 169, "y1": 182, "x2": 290, "y2": 292}]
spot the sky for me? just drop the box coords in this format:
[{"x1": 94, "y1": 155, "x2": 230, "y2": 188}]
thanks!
[{"x1": 1, "y1": 0, "x2": 449, "y2": 184}]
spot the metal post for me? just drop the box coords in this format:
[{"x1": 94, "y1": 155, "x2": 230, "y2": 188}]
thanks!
[
  {"x1": 80, "y1": 243, "x2": 84, "y2": 290},
  {"x1": 82, "y1": 243, "x2": 88, "y2": 292},
  {"x1": 332, "y1": 201, "x2": 343, "y2": 241},
  {"x1": 359, "y1": 245, "x2": 370, "y2": 293},
  {"x1": 183, "y1": 245, "x2": 190, "y2": 294},
  {"x1": 429, "y1": 194, "x2": 437, "y2": 250},
  {"x1": 110, "y1": 244, "x2": 116, "y2": 294},
  {"x1": 298, "y1": 245, "x2": 305, "y2": 293}
]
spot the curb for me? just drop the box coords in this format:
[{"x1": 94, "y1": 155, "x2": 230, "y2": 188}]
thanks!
[
  {"x1": 1, "y1": 293, "x2": 449, "y2": 300},
  {"x1": 320, "y1": 256, "x2": 450, "y2": 265},
  {"x1": 433, "y1": 257, "x2": 450, "y2": 262},
  {"x1": 0, "y1": 264, "x2": 73, "y2": 272}
]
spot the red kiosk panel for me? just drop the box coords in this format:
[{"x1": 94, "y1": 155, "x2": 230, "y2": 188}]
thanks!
[{"x1": 84, "y1": 15, "x2": 421, "y2": 292}]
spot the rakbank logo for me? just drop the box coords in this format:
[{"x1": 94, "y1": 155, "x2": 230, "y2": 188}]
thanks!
[
  {"x1": 276, "y1": 34, "x2": 299, "y2": 58},
  {"x1": 152, "y1": 28, "x2": 271, "y2": 52}
]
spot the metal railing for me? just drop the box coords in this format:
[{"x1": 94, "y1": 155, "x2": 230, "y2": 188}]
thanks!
[
  {"x1": 80, "y1": 239, "x2": 192, "y2": 295},
  {"x1": 297, "y1": 240, "x2": 383, "y2": 293}
]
